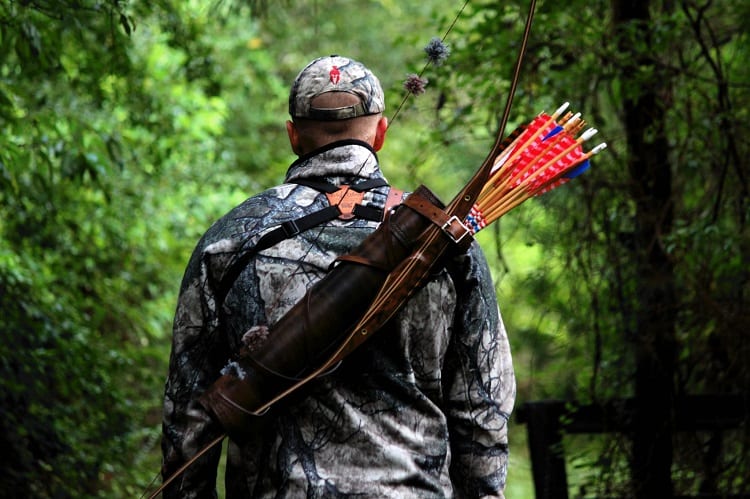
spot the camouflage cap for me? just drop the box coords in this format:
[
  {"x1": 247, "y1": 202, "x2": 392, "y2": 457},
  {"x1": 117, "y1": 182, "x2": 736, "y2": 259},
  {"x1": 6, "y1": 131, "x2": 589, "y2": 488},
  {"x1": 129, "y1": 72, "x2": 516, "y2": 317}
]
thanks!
[{"x1": 289, "y1": 55, "x2": 385, "y2": 121}]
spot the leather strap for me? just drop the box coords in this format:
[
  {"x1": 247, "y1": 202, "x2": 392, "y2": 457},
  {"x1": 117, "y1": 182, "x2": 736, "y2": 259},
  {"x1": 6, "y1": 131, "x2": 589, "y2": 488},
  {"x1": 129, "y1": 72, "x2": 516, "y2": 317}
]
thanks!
[
  {"x1": 383, "y1": 187, "x2": 404, "y2": 217},
  {"x1": 403, "y1": 193, "x2": 472, "y2": 246}
]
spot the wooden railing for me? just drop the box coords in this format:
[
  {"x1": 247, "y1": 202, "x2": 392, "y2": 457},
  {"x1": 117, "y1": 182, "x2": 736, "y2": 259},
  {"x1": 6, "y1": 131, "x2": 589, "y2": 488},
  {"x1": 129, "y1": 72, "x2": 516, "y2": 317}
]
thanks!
[{"x1": 515, "y1": 394, "x2": 748, "y2": 499}]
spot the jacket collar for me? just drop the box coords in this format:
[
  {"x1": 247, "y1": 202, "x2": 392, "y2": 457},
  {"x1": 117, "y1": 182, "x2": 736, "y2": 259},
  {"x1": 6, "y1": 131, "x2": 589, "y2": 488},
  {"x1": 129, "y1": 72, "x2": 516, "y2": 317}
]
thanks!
[{"x1": 285, "y1": 139, "x2": 384, "y2": 185}]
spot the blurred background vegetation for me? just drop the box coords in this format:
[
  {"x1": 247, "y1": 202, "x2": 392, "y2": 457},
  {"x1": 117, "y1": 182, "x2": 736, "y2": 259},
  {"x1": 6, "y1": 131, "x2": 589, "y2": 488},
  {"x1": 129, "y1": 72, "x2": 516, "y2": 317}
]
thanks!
[{"x1": 1, "y1": 0, "x2": 747, "y2": 497}]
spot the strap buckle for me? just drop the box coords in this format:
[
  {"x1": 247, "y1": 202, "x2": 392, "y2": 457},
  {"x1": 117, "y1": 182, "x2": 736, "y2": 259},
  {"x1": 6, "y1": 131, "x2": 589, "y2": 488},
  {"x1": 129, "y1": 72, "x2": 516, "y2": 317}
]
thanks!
[
  {"x1": 441, "y1": 215, "x2": 470, "y2": 244},
  {"x1": 281, "y1": 219, "x2": 301, "y2": 237}
]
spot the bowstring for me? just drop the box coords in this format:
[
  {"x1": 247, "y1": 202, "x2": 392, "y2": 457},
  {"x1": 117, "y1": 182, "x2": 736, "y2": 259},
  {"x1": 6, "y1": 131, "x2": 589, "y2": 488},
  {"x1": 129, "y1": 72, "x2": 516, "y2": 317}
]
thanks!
[{"x1": 387, "y1": 0, "x2": 470, "y2": 127}]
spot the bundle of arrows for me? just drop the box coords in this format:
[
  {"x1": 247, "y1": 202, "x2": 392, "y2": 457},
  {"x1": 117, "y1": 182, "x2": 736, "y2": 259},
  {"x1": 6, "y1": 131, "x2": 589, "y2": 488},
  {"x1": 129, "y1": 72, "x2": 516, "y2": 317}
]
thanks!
[{"x1": 465, "y1": 102, "x2": 607, "y2": 234}]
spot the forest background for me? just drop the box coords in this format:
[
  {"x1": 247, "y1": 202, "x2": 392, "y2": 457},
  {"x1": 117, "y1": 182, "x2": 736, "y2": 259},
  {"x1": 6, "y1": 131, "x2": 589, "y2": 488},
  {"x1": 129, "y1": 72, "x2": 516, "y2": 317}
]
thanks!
[{"x1": 1, "y1": 0, "x2": 748, "y2": 497}]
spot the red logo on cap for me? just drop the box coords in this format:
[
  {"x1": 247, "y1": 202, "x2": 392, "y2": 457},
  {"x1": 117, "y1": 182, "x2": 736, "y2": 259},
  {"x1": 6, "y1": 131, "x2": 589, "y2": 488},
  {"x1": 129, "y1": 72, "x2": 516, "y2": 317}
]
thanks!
[{"x1": 329, "y1": 66, "x2": 340, "y2": 85}]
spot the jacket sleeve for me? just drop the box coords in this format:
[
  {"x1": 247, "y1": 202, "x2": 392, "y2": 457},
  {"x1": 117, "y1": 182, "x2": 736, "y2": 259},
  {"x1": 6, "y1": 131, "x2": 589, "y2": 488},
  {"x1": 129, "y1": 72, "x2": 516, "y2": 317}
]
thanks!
[
  {"x1": 444, "y1": 242, "x2": 516, "y2": 498},
  {"x1": 160, "y1": 239, "x2": 235, "y2": 499}
]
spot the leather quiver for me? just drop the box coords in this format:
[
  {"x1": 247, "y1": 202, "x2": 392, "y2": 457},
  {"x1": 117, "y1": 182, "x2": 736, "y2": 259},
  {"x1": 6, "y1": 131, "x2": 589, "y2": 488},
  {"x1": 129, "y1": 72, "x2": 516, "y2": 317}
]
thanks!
[{"x1": 198, "y1": 184, "x2": 471, "y2": 442}]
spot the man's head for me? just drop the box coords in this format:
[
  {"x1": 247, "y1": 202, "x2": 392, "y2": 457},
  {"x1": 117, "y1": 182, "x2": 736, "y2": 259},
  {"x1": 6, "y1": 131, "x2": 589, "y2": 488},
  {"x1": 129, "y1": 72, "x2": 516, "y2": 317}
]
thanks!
[{"x1": 286, "y1": 55, "x2": 388, "y2": 155}]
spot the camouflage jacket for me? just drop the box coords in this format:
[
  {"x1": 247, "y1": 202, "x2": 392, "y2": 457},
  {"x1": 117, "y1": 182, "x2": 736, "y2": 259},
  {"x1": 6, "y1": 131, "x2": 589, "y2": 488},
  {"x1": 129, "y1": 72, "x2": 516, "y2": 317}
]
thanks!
[{"x1": 161, "y1": 140, "x2": 516, "y2": 498}]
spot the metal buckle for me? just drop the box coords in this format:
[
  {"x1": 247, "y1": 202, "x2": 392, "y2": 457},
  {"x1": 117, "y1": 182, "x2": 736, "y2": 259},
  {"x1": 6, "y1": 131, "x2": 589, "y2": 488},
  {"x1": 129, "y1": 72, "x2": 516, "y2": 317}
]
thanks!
[{"x1": 441, "y1": 215, "x2": 470, "y2": 244}]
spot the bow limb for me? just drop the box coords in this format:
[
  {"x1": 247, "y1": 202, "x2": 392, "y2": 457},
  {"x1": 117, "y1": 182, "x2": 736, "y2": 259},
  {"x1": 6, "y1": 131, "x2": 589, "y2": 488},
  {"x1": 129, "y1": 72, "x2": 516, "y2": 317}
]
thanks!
[
  {"x1": 447, "y1": 0, "x2": 537, "y2": 217},
  {"x1": 144, "y1": 434, "x2": 226, "y2": 499}
]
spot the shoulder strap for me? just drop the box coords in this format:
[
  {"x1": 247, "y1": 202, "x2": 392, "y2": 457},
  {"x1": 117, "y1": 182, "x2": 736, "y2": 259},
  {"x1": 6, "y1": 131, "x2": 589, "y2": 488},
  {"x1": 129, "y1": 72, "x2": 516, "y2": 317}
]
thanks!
[
  {"x1": 254, "y1": 178, "x2": 390, "y2": 247},
  {"x1": 252, "y1": 205, "x2": 341, "y2": 253},
  {"x1": 215, "y1": 179, "x2": 402, "y2": 306}
]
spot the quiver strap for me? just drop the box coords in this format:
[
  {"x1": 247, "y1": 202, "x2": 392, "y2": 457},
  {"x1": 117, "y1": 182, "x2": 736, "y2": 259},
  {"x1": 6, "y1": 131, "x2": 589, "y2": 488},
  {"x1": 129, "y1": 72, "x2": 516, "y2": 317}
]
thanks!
[{"x1": 199, "y1": 185, "x2": 472, "y2": 442}]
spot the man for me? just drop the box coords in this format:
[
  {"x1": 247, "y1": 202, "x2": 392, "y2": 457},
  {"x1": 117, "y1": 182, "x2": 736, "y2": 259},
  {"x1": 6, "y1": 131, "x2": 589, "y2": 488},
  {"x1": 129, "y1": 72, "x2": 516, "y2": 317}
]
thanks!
[{"x1": 161, "y1": 55, "x2": 516, "y2": 498}]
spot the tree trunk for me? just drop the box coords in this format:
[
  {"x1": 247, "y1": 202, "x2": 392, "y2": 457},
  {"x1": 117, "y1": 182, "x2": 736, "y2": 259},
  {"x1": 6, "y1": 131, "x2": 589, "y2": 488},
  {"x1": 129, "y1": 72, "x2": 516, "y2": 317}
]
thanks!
[{"x1": 611, "y1": 0, "x2": 677, "y2": 497}]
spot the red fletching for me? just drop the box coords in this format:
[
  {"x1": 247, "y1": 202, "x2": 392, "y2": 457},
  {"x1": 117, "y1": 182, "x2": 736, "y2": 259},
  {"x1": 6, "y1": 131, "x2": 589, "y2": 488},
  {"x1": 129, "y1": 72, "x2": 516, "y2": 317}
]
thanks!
[{"x1": 466, "y1": 103, "x2": 605, "y2": 233}]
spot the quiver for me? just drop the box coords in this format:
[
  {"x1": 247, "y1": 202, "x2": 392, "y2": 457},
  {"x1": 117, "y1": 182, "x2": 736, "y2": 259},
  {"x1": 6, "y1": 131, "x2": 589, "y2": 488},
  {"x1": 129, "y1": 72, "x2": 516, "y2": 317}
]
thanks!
[{"x1": 198, "y1": 185, "x2": 473, "y2": 442}]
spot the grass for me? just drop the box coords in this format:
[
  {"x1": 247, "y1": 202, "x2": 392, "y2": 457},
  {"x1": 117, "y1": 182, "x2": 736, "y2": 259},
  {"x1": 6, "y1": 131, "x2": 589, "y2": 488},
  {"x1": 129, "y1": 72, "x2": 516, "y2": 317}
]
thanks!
[{"x1": 507, "y1": 423, "x2": 537, "y2": 498}]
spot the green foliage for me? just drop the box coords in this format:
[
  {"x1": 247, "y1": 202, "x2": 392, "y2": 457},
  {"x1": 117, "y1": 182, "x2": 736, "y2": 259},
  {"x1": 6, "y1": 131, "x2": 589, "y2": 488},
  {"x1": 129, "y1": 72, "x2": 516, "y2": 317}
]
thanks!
[
  {"x1": 0, "y1": 245, "x2": 128, "y2": 496},
  {"x1": 0, "y1": 0, "x2": 261, "y2": 495},
  {"x1": 446, "y1": 0, "x2": 750, "y2": 495},
  {"x1": 1, "y1": 0, "x2": 747, "y2": 496}
]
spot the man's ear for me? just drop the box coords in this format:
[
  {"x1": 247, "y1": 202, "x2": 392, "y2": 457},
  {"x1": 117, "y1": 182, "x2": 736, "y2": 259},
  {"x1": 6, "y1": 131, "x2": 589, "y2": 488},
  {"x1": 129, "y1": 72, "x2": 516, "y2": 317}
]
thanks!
[
  {"x1": 372, "y1": 116, "x2": 388, "y2": 152},
  {"x1": 286, "y1": 120, "x2": 302, "y2": 155}
]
